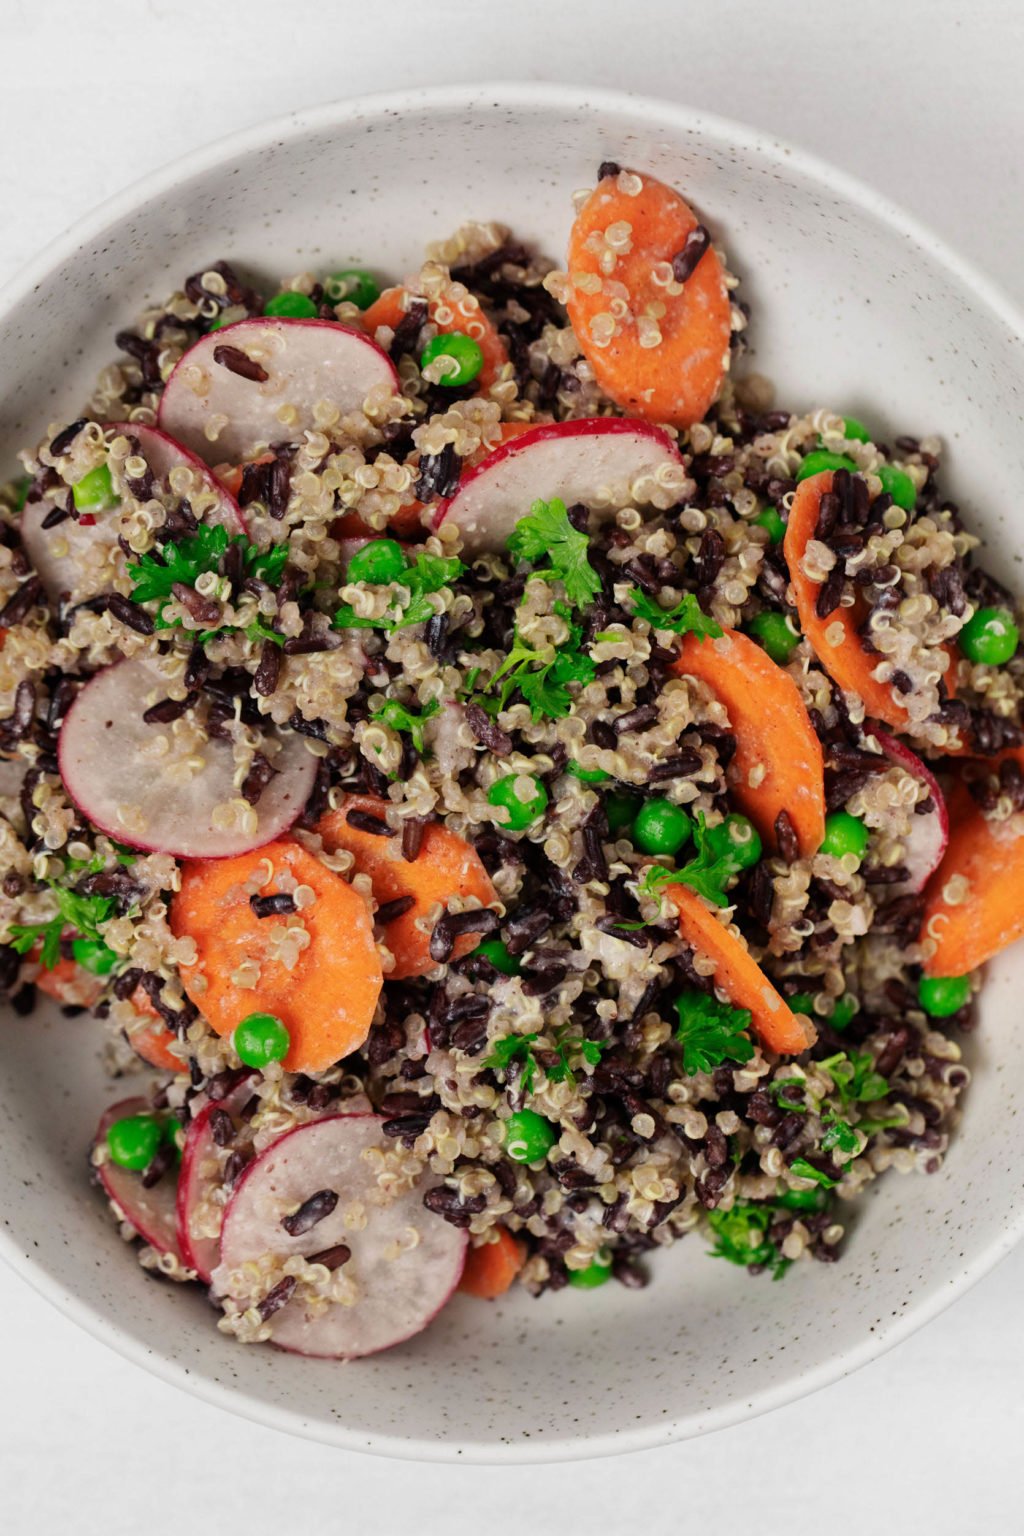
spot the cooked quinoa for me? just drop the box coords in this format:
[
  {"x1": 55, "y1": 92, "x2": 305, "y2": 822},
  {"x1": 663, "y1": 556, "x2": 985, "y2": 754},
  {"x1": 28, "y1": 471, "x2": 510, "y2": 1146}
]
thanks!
[{"x1": 1, "y1": 165, "x2": 1020, "y2": 1355}]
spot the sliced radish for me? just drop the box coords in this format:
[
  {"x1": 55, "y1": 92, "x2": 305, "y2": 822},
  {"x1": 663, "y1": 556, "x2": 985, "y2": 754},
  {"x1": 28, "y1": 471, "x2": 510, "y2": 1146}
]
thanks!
[
  {"x1": 213, "y1": 1114, "x2": 467, "y2": 1359},
  {"x1": 158, "y1": 319, "x2": 400, "y2": 465},
  {"x1": 108, "y1": 422, "x2": 246, "y2": 534},
  {"x1": 94, "y1": 1097, "x2": 185, "y2": 1263},
  {"x1": 871, "y1": 728, "x2": 950, "y2": 894},
  {"x1": 177, "y1": 1073, "x2": 258, "y2": 1281},
  {"x1": 20, "y1": 499, "x2": 122, "y2": 604},
  {"x1": 432, "y1": 418, "x2": 686, "y2": 556},
  {"x1": 58, "y1": 656, "x2": 317, "y2": 858}
]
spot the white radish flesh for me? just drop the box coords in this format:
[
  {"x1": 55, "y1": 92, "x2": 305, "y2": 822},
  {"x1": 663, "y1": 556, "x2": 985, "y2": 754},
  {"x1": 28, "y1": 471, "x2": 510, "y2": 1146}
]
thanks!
[
  {"x1": 433, "y1": 418, "x2": 686, "y2": 556},
  {"x1": 58, "y1": 656, "x2": 317, "y2": 858},
  {"x1": 176, "y1": 1073, "x2": 259, "y2": 1282},
  {"x1": 158, "y1": 319, "x2": 400, "y2": 465},
  {"x1": 108, "y1": 422, "x2": 246, "y2": 534},
  {"x1": 94, "y1": 1097, "x2": 185, "y2": 1263},
  {"x1": 872, "y1": 729, "x2": 950, "y2": 895},
  {"x1": 214, "y1": 1114, "x2": 467, "y2": 1359},
  {"x1": 20, "y1": 500, "x2": 122, "y2": 605}
]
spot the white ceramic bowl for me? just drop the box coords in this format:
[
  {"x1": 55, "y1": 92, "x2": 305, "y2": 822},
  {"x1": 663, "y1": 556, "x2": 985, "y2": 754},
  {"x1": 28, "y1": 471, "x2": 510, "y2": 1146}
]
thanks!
[{"x1": 2, "y1": 83, "x2": 1023, "y2": 1463}]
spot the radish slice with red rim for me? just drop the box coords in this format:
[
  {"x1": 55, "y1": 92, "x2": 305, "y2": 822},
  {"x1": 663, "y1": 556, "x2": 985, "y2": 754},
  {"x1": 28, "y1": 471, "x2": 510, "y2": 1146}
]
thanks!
[
  {"x1": 871, "y1": 729, "x2": 950, "y2": 894},
  {"x1": 177, "y1": 1073, "x2": 259, "y2": 1282},
  {"x1": 58, "y1": 655, "x2": 318, "y2": 858},
  {"x1": 432, "y1": 418, "x2": 688, "y2": 557},
  {"x1": 158, "y1": 318, "x2": 401, "y2": 465},
  {"x1": 94, "y1": 1097, "x2": 186, "y2": 1264},
  {"x1": 213, "y1": 1114, "x2": 467, "y2": 1359},
  {"x1": 108, "y1": 422, "x2": 246, "y2": 534}
]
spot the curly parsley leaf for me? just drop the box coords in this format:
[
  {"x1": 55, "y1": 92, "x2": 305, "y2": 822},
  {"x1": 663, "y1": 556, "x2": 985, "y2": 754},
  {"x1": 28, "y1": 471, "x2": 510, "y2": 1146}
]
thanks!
[
  {"x1": 370, "y1": 697, "x2": 440, "y2": 755},
  {"x1": 128, "y1": 525, "x2": 288, "y2": 645},
  {"x1": 821, "y1": 1114, "x2": 860, "y2": 1157},
  {"x1": 637, "y1": 813, "x2": 738, "y2": 910},
  {"x1": 334, "y1": 552, "x2": 465, "y2": 635},
  {"x1": 8, "y1": 885, "x2": 116, "y2": 971},
  {"x1": 819, "y1": 1049, "x2": 889, "y2": 1106},
  {"x1": 768, "y1": 1077, "x2": 810, "y2": 1114},
  {"x1": 628, "y1": 588, "x2": 722, "y2": 640},
  {"x1": 506, "y1": 497, "x2": 601, "y2": 611},
  {"x1": 546, "y1": 1032, "x2": 608, "y2": 1085},
  {"x1": 706, "y1": 1202, "x2": 790, "y2": 1280},
  {"x1": 673, "y1": 989, "x2": 754, "y2": 1076},
  {"x1": 485, "y1": 606, "x2": 596, "y2": 722},
  {"x1": 789, "y1": 1157, "x2": 842, "y2": 1189},
  {"x1": 483, "y1": 1032, "x2": 539, "y2": 1093}
]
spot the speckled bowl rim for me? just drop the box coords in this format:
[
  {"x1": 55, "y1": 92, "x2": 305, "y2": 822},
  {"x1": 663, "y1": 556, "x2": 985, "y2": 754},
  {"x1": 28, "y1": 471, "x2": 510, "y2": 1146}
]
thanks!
[{"x1": 2, "y1": 81, "x2": 1024, "y2": 1463}]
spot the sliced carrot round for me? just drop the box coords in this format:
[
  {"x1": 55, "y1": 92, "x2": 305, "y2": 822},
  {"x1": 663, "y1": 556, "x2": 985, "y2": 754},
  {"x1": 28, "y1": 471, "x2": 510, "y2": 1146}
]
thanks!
[
  {"x1": 921, "y1": 750, "x2": 1024, "y2": 975},
  {"x1": 565, "y1": 169, "x2": 731, "y2": 428},
  {"x1": 459, "y1": 1227, "x2": 526, "y2": 1299},
  {"x1": 317, "y1": 795, "x2": 497, "y2": 980},
  {"x1": 124, "y1": 986, "x2": 182, "y2": 1071},
  {"x1": 213, "y1": 450, "x2": 275, "y2": 502},
  {"x1": 34, "y1": 955, "x2": 104, "y2": 1008},
  {"x1": 170, "y1": 840, "x2": 382, "y2": 1074},
  {"x1": 362, "y1": 284, "x2": 509, "y2": 391},
  {"x1": 674, "y1": 627, "x2": 825, "y2": 857},
  {"x1": 666, "y1": 884, "x2": 814, "y2": 1055}
]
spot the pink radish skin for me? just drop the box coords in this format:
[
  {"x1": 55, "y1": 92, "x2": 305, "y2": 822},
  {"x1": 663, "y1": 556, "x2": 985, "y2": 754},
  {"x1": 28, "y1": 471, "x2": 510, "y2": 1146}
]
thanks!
[
  {"x1": 176, "y1": 1073, "x2": 258, "y2": 1281},
  {"x1": 872, "y1": 729, "x2": 950, "y2": 894},
  {"x1": 158, "y1": 318, "x2": 400, "y2": 465},
  {"x1": 213, "y1": 1114, "x2": 467, "y2": 1359},
  {"x1": 108, "y1": 422, "x2": 246, "y2": 534},
  {"x1": 58, "y1": 656, "x2": 318, "y2": 858},
  {"x1": 95, "y1": 1097, "x2": 186, "y2": 1263},
  {"x1": 432, "y1": 418, "x2": 686, "y2": 557}
]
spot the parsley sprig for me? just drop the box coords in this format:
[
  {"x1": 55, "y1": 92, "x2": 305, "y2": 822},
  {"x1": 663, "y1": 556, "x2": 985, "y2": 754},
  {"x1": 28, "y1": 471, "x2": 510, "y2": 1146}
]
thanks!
[
  {"x1": 638, "y1": 813, "x2": 742, "y2": 909},
  {"x1": 8, "y1": 885, "x2": 116, "y2": 971},
  {"x1": 818, "y1": 1050, "x2": 889, "y2": 1106},
  {"x1": 706, "y1": 1202, "x2": 791, "y2": 1281},
  {"x1": 673, "y1": 989, "x2": 754, "y2": 1075},
  {"x1": 369, "y1": 697, "x2": 440, "y2": 754},
  {"x1": 333, "y1": 552, "x2": 465, "y2": 634},
  {"x1": 628, "y1": 588, "x2": 722, "y2": 640},
  {"x1": 506, "y1": 497, "x2": 601, "y2": 611},
  {"x1": 130, "y1": 524, "x2": 286, "y2": 615},
  {"x1": 484, "y1": 602, "x2": 596, "y2": 721},
  {"x1": 483, "y1": 1028, "x2": 608, "y2": 1092}
]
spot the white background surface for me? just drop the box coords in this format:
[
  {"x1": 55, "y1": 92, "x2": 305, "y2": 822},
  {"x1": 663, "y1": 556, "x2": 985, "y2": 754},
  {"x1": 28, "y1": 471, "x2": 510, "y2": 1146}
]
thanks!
[{"x1": 1, "y1": 1, "x2": 1021, "y2": 1529}]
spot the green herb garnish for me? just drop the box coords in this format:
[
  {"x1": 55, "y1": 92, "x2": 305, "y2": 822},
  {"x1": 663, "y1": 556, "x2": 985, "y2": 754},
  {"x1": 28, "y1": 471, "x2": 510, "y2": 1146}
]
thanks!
[
  {"x1": 628, "y1": 587, "x2": 722, "y2": 639},
  {"x1": 506, "y1": 497, "x2": 601, "y2": 610},
  {"x1": 333, "y1": 551, "x2": 465, "y2": 634},
  {"x1": 819, "y1": 1049, "x2": 889, "y2": 1106},
  {"x1": 789, "y1": 1157, "x2": 842, "y2": 1189},
  {"x1": 8, "y1": 885, "x2": 116, "y2": 971},
  {"x1": 673, "y1": 989, "x2": 755, "y2": 1076},
  {"x1": 369, "y1": 697, "x2": 440, "y2": 754},
  {"x1": 483, "y1": 602, "x2": 596, "y2": 722},
  {"x1": 638, "y1": 812, "x2": 742, "y2": 909},
  {"x1": 706, "y1": 1202, "x2": 790, "y2": 1280}
]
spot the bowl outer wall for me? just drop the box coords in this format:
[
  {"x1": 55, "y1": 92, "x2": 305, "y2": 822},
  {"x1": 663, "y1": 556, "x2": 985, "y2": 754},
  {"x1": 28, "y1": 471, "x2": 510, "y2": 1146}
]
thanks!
[{"x1": 1, "y1": 82, "x2": 1023, "y2": 1462}]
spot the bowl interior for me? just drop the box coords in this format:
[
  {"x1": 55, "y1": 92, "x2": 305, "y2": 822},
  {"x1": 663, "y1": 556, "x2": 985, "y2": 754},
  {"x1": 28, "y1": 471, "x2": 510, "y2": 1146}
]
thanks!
[{"x1": 2, "y1": 85, "x2": 1023, "y2": 1461}]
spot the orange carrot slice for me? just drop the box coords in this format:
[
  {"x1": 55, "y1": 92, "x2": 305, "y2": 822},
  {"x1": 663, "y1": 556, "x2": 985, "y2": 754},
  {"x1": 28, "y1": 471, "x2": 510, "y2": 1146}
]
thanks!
[
  {"x1": 317, "y1": 795, "x2": 497, "y2": 980},
  {"x1": 34, "y1": 955, "x2": 104, "y2": 1008},
  {"x1": 459, "y1": 1227, "x2": 526, "y2": 1299},
  {"x1": 362, "y1": 285, "x2": 509, "y2": 390},
  {"x1": 921, "y1": 750, "x2": 1024, "y2": 975},
  {"x1": 170, "y1": 840, "x2": 382, "y2": 1074},
  {"x1": 666, "y1": 885, "x2": 815, "y2": 1054},
  {"x1": 673, "y1": 627, "x2": 825, "y2": 857},
  {"x1": 122, "y1": 986, "x2": 182, "y2": 1071},
  {"x1": 565, "y1": 169, "x2": 731, "y2": 428}
]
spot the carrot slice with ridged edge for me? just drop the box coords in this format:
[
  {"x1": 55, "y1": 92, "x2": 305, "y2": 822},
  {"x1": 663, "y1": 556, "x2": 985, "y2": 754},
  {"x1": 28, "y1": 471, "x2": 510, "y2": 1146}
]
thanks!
[
  {"x1": 565, "y1": 168, "x2": 731, "y2": 428},
  {"x1": 317, "y1": 795, "x2": 497, "y2": 980},
  {"x1": 170, "y1": 840, "x2": 382, "y2": 1074},
  {"x1": 459, "y1": 1227, "x2": 526, "y2": 1299},
  {"x1": 673, "y1": 627, "x2": 825, "y2": 858},
  {"x1": 666, "y1": 885, "x2": 815, "y2": 1055},
  {"x1": 362, "y1": 284, "x2": 509, "y2": 390},
  {"x1": 921, "y1": 749, "x2": 1024, "y2": 975}
]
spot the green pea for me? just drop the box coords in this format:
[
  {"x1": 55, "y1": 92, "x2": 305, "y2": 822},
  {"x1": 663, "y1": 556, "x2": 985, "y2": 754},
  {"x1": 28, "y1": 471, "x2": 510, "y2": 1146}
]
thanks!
[
  {"x1": 917, "y1": 974, "x2": 971, "y2": 1018},
  {"x1": 567, "y1": 1251, "x2": 613, "y2": 1289},
  {"x1": 631, "y1": 798, "x2": 693, "y2": 856},
  {"x1": 503, "y1": 1109, "x2": 556, "y2": 1164},
  {"x1": 565, "y1": 761, "x2": 611, "y2": 784},
  {"x1": 788, "y1": 992, "x2": 816, "y2": 1016},
  {"x1": 488, "y1": 774, "x2": 548, "y2": 832},
  {"x1": 325, "y1": 269, "x2": 381, "y2": 310},
  {"x1": 72, "y1": 463, "x2": 118, "y2": 513},
  {"x1": 13, "y1": 476, "x2": 31, "y2": 512},
  {"x1": 775, "y1": 1186, "x2": 828, "y2": 1212},
  {"x1": 208, "y1": 314, "x2": 233, "y2": 332},
  {"x1": 796, "y1": 449, "x2": 857, "y2": 482},
  {"x1": 706, "y1": 814, "x2": 762, "y2": 871},
  {"x1": 420, "y1": 332, "x2": 484, "y2": 387},
  {"x1": 71, "y1": 938, "x2": 118, "y2": 976},
  {"x1": 746, "y1": 611, "x2": 800, "y2": 665},
  {"x1": 346, "y1": 538, "x2": 408, "y2": 585},
  {"x1": 958, "y1": 606, "x2": 1019, "y2": 667},
  {"x1": 233, "y1": 1012, "x2": 291, "y2": 1068},
  {"x1": 606, "y1": 791, "x2": 642, "y2": 835},
  {"x1": 830, "y1": 994, "x2": 857, "y2": 1030},
  {"x1": 842, "y1": 416, "x2": 871, "y2": 444},
  {"x1": 106, "y1": 1113, "x2": 163, "y2": 1171},
  {"x1": 877, "y1": 463, "x2": 916, "y2": 511},
  {"x1": 752, "y1": 506, "x2": 786, "y2": 545},
  {"x1": 264, "y1": 291, "x2": 319, "y2": 320},
  {"x1": 471, "y1": 938, "x2": 521, "y2": 977},
  {"x1": 820, "y1": 811, "x2": 869, "y2": 860}
]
